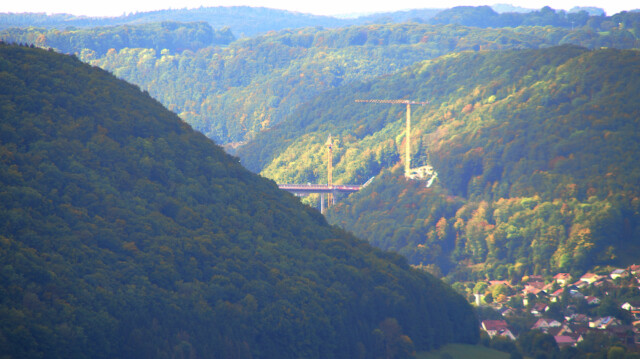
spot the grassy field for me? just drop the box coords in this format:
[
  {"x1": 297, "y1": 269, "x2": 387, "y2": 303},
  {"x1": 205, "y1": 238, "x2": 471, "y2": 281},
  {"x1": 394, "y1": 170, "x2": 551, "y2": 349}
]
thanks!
[{"x1": 417, "y1": 343, "x2": 511, "y2": 359}]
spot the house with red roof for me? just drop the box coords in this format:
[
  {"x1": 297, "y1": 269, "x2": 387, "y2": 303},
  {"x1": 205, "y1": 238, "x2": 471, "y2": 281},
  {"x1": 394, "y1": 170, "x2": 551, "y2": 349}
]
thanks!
[
  {"x1": 482, "y1": 320, "x2": 516, "y2": 340},
  {"x1": 554, "y1": 273, "x2": 572, "y2": 287},
  {"x1": 585, "y1": 296, "x2": 601, "y2": 305},
  {"x1": 549, "y1": 288, "x2": 564, "y2": 303},
  {"x1": 554, "y1": 335, "x2": 577, "y2": 348},
  {"x1": 627, "y1": 264, "x2": 640, "y2": 275},
  {"x1": 523, "y1": 281, "x2": 548, "y2": 297},
  {"x1": 532, "y1": 318, "x2": 562, "y2": 331},
  {"x1": 580, "y1": 273, "x2": 602, "y2": 284}
]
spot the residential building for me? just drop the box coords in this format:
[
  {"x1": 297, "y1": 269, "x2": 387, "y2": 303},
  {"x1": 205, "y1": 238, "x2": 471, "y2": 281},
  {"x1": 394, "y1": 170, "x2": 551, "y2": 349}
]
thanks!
[
  {"x1": 610, "y1": 269, "x2": 629, "y2": 280},
  {"x1": 580, "y1": 273, "x2": 602, "y2": 284},
  {"x1": 554, "y1": 335, "x2": 577, "y2": 348},
  {"x1": 554, "y1": 273, "x2": 572, "y2": 287},
  {"x1": 589, "y1": 316, "x2": 622, "y2": 330},
  {"x1": 482, "y1": 320, "x2": 517, "y2": 340},
  {"x1": 532, "y1": 318, "x2": 562, "y2": 332}
]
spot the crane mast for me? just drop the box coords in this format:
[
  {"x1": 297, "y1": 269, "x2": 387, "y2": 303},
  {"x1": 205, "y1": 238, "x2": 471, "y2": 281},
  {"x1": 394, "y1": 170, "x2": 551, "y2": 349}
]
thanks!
[
  {"x1": 405, "y1": 103, "x2": 411, "y2": 176},
  {"x1": 355, "y1": 99, "x2": 429, "y2": 178},
  {"x1": 326, "y1": 134, "x2": 333, "y2": 209}
]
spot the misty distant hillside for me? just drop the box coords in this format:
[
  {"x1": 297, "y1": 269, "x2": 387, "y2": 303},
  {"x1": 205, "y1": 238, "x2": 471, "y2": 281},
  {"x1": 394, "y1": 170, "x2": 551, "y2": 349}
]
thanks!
[{"x1": 0, "y1": 6, "x2": 350, "y2": 36}]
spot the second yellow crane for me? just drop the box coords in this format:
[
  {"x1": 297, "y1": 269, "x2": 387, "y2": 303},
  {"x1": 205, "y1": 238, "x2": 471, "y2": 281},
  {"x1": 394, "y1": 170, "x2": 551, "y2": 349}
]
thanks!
[
  {"x1": 326, "y1": 134, "x2": 333, "y2": 208},
  {"x1": 355, "y1": 99, "x2": 429, "y2": 177}
]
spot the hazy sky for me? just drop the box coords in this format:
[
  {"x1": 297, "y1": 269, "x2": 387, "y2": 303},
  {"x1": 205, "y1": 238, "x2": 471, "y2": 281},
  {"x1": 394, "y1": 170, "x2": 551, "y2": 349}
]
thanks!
[{"x1": 1, "y1": 0, "x2": 636, "y2": 17}]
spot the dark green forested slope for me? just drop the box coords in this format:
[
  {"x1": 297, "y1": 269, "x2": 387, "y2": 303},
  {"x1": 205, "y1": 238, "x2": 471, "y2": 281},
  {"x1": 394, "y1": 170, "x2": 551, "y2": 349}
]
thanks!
[
  {"x1": 244, "y1": 45, "x2": 640, "y2": 280},
  {"x1": 0, "y1": 44, "x2": 478, "y2": 358}
]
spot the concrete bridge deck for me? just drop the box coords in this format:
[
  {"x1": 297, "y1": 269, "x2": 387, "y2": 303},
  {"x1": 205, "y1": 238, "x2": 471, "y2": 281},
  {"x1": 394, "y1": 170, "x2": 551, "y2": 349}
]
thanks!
[{"x1": 277, "y1": 184, "x2": 362, "y2": 195}]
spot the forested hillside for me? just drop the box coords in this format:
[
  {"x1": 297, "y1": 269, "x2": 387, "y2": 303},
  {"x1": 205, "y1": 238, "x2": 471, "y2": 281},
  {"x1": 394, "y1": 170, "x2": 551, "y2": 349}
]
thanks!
[
  {"x1": 244, "y1": 45, "x2": 640, "y2": 281},
  {"x1": 80, "y1": 22, "x2": 639, "y2": 147},
  {"x1": 3, "y1": 7, "x2": 640, "y2": 148},
  {"x1": 0, "y1": 44, "x2": 478, "y2": 358},
  {"x1": 0, "y1": 21, "x2": 235, "y2": 55},
  {"x1": 4, "y1": 4, "x2": 640, "y2": 286},
  {"x1": 428, "y1": 5, "x2": 639, "y2": 29},
  {"x1": 88, "y1": 23, "x2": 562, "y2": 145}
]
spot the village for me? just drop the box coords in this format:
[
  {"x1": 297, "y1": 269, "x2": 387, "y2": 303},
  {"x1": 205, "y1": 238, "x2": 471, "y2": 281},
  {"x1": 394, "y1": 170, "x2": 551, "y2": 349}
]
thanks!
[{"x1": 465, "y1": 264, "x2": 640, "y2": 351}]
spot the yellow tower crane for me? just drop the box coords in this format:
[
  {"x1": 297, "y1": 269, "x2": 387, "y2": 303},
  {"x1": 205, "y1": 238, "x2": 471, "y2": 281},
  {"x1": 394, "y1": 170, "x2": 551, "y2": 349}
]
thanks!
[
  {"x1": 355, "y1": 99, "x2": 429, "y2": 177},
  {"x1": 325, "y1": 134, "x2": 333, "y2": 209}
]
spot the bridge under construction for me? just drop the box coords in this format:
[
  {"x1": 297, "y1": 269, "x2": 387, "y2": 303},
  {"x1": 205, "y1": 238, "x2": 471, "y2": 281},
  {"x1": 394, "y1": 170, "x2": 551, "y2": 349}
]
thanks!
[
  {"x1": 277, "y1": 183, "x2": 365, "y2": 213},
  {"x1": 278, "y1": 98, "x2": 436, "y2": 214},
  {"x1": 277, "y1": 135, "x2": 373, "y2": 213}
]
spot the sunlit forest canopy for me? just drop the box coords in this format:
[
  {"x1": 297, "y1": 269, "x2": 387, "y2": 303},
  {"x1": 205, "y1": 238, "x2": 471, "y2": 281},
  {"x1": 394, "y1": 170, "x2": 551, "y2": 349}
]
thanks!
[
  {"x1": 3, "y1": 9, "x2": 639, "y2": 147},
  {"x1": 233, "y1": 44, "x2": 640, "y2": 280}
]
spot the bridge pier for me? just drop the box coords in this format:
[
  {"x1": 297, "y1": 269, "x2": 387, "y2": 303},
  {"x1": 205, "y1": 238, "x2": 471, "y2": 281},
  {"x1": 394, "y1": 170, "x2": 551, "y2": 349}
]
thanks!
[{"x1": 277, "y1": 183, "x2": 368, "y2": 214}]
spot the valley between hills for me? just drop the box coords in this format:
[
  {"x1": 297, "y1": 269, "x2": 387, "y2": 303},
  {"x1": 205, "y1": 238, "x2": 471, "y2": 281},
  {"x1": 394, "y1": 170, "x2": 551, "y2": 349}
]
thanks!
[{"x1": 2, "y1": 4, "x2": 640, "y2": 358}]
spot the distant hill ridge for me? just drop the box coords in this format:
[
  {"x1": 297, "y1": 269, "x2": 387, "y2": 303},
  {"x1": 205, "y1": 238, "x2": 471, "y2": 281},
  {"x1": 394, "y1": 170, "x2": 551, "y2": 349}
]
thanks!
[
  {"x1": 0, "y1": 21, "x2": 235, "y2": 56},
  {"x1": 0, "y1": 6, "x2": 351, "y2": 36},
  {"x1": 1, "y1": 4, "x2": 635, "y2": 37}
]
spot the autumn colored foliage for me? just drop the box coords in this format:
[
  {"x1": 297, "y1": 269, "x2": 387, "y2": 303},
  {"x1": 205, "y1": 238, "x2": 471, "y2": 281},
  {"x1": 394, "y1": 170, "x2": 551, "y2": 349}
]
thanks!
[{"x1": 0, "y1": 43, "x2": 478, "y2": 358}]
